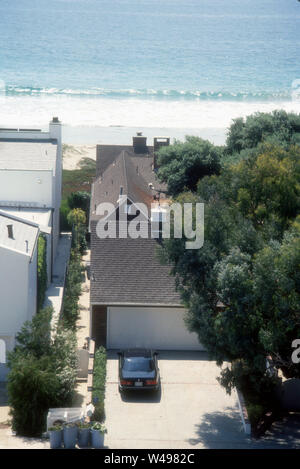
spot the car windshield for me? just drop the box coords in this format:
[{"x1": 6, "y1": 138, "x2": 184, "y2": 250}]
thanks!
[{"x1": 123, "y1": 357, "x2": 153, "y2": 372}]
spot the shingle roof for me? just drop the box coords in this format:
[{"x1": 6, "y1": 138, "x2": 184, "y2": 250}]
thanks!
[
  {"x1": 90, "y1": 220, "x2": 181, "y2": 306},
  {"x1": 90, "y1": 140, "x2": 181, "y2": 306},
  {"x1": 0, "y1": 211, "x2": 39, "y2": 257},
  {"x1": 96, "y1": 144, "x2": 152, "y2": 177},
  {"x1": 91, "y1": 150, "x2": 154, "y2": 217},
  {"x1": 91, "y1": 145, "x2": 167, "y2": 222}
]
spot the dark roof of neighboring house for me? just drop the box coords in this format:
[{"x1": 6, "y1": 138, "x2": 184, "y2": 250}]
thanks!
[
  {"x1": 91, "y1": 150, "x2": 154, "y2": 218},
  {"x1": 90, "y1": 220, "x2": 182, "y2": 306},
  {"x1": 90, "y1": 138, "x2": 181, "y2": 307},
  {"x1": 91, "y1": 144, "x2": 167, "y2": 221},
  {"x1": 96, "y1": 144, "x2": 153, "y2": 178}
]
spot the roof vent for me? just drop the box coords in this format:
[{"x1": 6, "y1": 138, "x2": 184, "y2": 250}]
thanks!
[
  {"x1": 7, "y1": 224, "x2": 13, "y2": 239},
  {"x1": 25, "y1": 240, "x2": 29, "y2": 253}
]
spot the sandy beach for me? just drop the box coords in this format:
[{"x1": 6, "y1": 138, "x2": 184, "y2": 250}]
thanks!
[
  {"x1": 61, "y1": 125, "x2": 227, "y2": 170},
  {"x1": 62, "y1": 144, "x2": 96, "y2": 170},
  {"x1": 62, "y1": 125, "x2": 228, "y2": 146}
]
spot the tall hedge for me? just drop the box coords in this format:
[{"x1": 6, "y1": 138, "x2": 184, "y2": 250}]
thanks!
[
  {"x1": 37, "y1": 234, "x2": 47, "y2": 311},
  {"x1": 92, "y1": 347, "x2": 107, "y2": 422},
  {"x1": 7, "y1": 308, "x2": 77, "y2": 436},
  {"x1": 61, "y1": 249, "x2": 83, "y2": 330}
]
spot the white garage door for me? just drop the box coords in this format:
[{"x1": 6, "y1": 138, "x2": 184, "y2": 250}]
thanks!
[{"x1": 107, "y1": 306, "x2": 205, "y2": 351}]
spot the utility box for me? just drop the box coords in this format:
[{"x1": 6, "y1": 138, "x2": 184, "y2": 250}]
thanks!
[
  {"x1": 47, "y1": 408, "x2": 83, "y2": 431},
  {"x1": 77, "y1": 348, "x2": 90, "y2": 379}
]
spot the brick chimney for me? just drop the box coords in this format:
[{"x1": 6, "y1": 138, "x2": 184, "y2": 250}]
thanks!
[{"x1": 132, "y1": 132, "x2": 147, "y2": 153}]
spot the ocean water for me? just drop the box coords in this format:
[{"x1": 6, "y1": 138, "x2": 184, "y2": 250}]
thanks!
[{"x1": 0, "y1": 0, "x2": 299, "y2": 132}]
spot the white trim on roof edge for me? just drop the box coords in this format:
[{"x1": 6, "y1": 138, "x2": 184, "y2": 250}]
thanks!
[{"x1": 91, "y1": 302, "x2": 183, "y2": 307}]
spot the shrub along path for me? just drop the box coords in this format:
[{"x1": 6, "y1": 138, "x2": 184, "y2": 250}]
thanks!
[{"x1": 72, "y1": 249, "x2": 92, "y2": 408}]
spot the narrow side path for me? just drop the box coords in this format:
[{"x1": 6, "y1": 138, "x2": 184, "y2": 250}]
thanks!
[
  {"x1": 73, "y1": 249, "x2": 91, "y2": 408},
  {"x1": 45, "y1": 233, "x2": 72, "y2": 331}
]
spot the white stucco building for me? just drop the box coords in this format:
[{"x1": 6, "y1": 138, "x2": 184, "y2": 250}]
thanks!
[
  {"x1": 0, "y1": 212, "x2": 39, "y2": 380},
  {"x1": 0, "y1": 119, "x2": 63, "y2": 380}
]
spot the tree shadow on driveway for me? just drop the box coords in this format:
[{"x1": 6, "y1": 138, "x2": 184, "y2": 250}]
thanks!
[
  {"x1": 260, "y1": 412, "x2": 300, "y2": 449},
  {"x1": 187, "y1": 409, "x2": 300, "y2": 449},
  {"x1": 187, "y1": 408, "x2": 251, "y2": 449}
]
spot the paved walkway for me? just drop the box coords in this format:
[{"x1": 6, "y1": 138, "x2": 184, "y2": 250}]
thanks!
[
  {"x1": 73, "y1": 250, "x2": 92, "y2": 408},
  {"x1": 45, "y1": 233, "x2": 72, "y2": 332},
  {"x1": 76, "y1": 250, "x2": 91, "y2": 349}
]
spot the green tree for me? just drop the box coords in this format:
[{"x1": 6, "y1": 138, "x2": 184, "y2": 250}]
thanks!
[
  {"x1": 68, "y1": 190, "x2": 90, "y2": 212},
  {"x1": 67, "y1": 208, "x2": 86, "y2": 226},
  {"x1": 226, "y1": 110, "x2": 300, "y2": 154},
  {"x1": 157, "y1": 136, "x2": 222, "y2": 196},
  {"x1": 61, "y1": 250, "x2": 83, "y2": 330},
  {"x1": 159, "y1": 132, "x2": 300, "y2": 415},
  {"x1": 67, "y1": 208, "x2": 87, "y2": 253}
]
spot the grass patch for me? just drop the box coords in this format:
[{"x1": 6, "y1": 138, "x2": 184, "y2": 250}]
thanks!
[
  {"x1": 62, "y1": 166, "x2": 95, "y2": 200},
  {"x1": 62, "y1": 155, "x2": 96, "y2": 200},
  {"x1": 37, "y1": 234, "x2": 47, "y2": 311},
  {"x1": 92, "y1": 346, "x2": 107, "y2": 422}
]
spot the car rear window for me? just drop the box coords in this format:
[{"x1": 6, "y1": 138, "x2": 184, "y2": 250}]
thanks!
[{"x1": 123, "y1": 357, "x2": 153, "y2": 372}]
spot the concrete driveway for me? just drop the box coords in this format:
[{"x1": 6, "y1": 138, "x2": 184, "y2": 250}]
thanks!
[{"x1": 104, "y1": 351, "x2": 253, "y2": 449}]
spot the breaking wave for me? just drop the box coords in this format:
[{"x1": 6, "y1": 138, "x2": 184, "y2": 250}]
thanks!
[{"x1": 0, "y1": 85, "x2": 293, "y2": 102}]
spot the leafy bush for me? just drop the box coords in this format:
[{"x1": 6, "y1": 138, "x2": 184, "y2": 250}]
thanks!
[
  {"x1": 92, "y1": 347, "x2": 107, "y2": 422},
  {"x1": 60, "y1": 198, "x2": 72, "y2": 231},
  {"x1": 8, "y1": 355, "x2": 61, "y2": 436},
  {"x1": 91, "y1": 422, "x2": 107, "y2": 433},
  {"x1": 68, "y1": 191, "x2": 90, "y2": 221},
  {"x1": 67, "y1": 208, "x2": 87, "y2": 254},
  {"x1": 7, "y1": 308, "x2": 77, "y2": 436},
  {"x1": 246, "y1": 403, "x2": 266, "y2": 428}
]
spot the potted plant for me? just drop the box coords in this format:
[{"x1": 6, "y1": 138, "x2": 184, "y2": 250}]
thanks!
[
  {"x1": 90, "y1": 422, "x2": 107, "y2": 448},
  {"x1": 77, "y1": 421, "x2": 91, "y2": 448},
  {"x1": 63, "y1": 422, "x2": 78, "y2": 449},
  {"x1": 48, "y1": 423, "x2": 63, "y2": 449}
]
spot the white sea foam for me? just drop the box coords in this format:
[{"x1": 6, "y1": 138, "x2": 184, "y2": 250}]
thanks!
[{"x1": 0, "y1": 95, "x2": 299, "y2": 130}]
